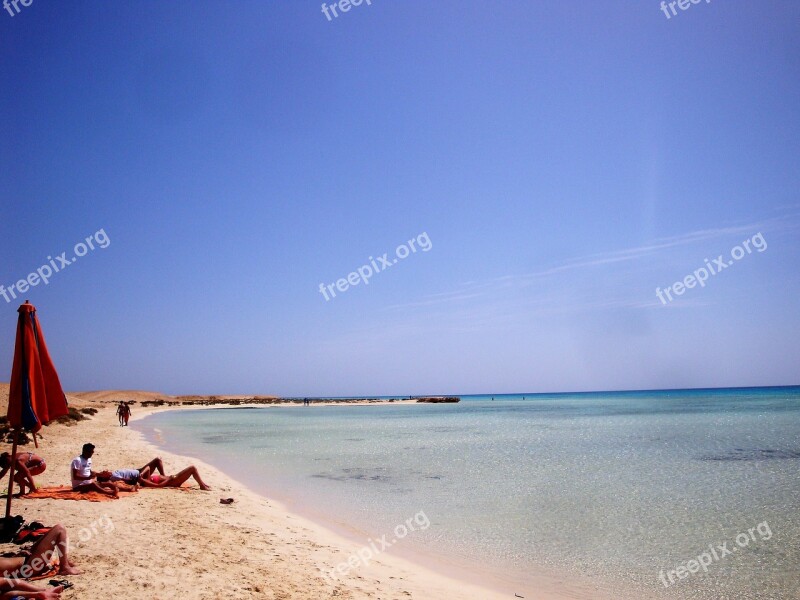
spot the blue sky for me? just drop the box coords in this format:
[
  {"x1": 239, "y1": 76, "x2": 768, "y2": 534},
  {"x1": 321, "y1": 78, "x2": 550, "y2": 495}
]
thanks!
[{"x1": 1, "y1": 1, "x2": 798, "y2": 396}]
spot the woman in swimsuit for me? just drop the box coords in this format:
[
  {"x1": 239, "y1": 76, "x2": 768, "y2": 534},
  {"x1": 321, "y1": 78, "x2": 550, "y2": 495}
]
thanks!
[
  {"x1": 138, "y1": 465, "x2": 211, "y2": 491},
  {"x1": 0, "y1": 452, "x2": 46, "y2": 496}
]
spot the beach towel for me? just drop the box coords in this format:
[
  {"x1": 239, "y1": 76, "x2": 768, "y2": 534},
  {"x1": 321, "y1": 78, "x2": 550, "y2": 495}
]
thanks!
[
  {"x1": 14, "y1": 526, "x2": 51, "y2": 544},
  {"x1": 23, "y1": 486, "x2": 135, "y2": 502},
  {"x1": 23, "y1": 552, "x2": 59, "y2": 581},
  {"x1": 29, "y1": 561, "x2": 60, "y2": 581}
]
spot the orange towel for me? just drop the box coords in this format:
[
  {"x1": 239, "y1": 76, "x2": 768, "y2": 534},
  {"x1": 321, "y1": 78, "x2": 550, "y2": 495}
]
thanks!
[
  {"x1": 0, "y1": 552, "x2": 61, "y2": 581},
  {"x1": 23, "y1": 486, "x2": 135, "y2": 502},
  {"x1": 28, "y1": 555, "x2": 60, "y2": 581}
]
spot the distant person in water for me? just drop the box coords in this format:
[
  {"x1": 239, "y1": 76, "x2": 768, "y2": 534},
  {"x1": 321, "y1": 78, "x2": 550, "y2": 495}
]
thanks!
[{"x1": 0, "y1": 451, "x2": 46, "y2": 496}]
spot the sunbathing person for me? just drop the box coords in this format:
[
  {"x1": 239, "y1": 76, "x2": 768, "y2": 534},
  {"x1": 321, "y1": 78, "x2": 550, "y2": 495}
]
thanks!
[
  {"x1": 70, "y1": 444, "x2": 118, "y2": 498},
  {"x1": 138, "y1": 465, "x2": 211, "y2": 491},
  {"x1": 0, "y1": 523, "x2": 80, "y2": 581},
  {"x1": 0, "y1": 578, "x2": 63, "y2": 599},
  {"x1": 0, "y1": 452, "x2": 46, "y2": 496},
  {"x1": 104, "y1": 457, "x2": 166, "y2": 485}
]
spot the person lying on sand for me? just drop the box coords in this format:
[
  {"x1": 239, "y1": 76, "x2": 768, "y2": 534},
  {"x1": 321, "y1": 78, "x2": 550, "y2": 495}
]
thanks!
[
  {"x1": 136, "y1": 466, "x2": 211, "y2": 490},
  {"x1": 0, "y1": 524, "x2": 80, "y2": 581},
  {"x1": 105, "y1": 457, "x2": 165, "y2": 485},
  {"x1": 0, "y1": 452, "x2": 46, "y2": 496},
  {"x1": 0, "y1": 578, "x2": 63, "y2": 599},
  {"x1": 70, "y1": 443, "x2": 118, "y2": 498},
  {"x1": 98, "y1": 458, "x2": 210, "y2": 490}
]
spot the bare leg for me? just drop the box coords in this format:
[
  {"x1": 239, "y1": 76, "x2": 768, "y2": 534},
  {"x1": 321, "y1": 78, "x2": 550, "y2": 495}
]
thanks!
[
  {"x1": 13, "y1": 474, "x2": 29, "y2": 496},
  {"x1": 1, "y1": 591, "x2": 63, "y2": 599},
  {"x1": 167, "y1": 466, "x2": 211, "y2": 491},
  {"x1": 75, "y1": 481, "x2": 118, "y2": 498},
  {"x1": 26, "y1": 524, "x2": 80, "y2": 576},
  {"x1": 97, "y1": 481, "x2": 119, "y2": 497},
  {"x1": 0, "y1": 578, "x2": 63, "y2": 599},
  {"x1": 137, "y1": 457, "x2": 165, "y2": 476}
]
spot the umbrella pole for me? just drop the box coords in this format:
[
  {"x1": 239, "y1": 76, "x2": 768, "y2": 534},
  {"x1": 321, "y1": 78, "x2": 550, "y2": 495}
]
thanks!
[{"x1": 4, "y1": 428, "x2": 19, "y2": 518}]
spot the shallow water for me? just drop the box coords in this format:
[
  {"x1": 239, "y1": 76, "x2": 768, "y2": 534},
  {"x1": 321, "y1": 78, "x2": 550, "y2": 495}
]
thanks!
[{"x1": 136, "y1": 387, "x2": 800, "y2": 599}]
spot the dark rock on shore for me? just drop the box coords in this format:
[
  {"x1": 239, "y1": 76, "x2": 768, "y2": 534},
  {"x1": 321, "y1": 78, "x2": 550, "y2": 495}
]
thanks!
[{"x1": 413, "y1": 396, "x2": 460, "y2": 403}]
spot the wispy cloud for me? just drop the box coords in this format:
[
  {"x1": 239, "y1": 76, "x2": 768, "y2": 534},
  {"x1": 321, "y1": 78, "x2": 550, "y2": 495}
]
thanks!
[{"x1": 387, "y1": 214, "x2": 799, "y2": 313}]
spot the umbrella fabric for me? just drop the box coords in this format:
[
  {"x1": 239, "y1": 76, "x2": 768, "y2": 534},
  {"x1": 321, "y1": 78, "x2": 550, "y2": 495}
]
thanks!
[{"x1": 7, "y1": 302, "x2": 68, "y2": 432}]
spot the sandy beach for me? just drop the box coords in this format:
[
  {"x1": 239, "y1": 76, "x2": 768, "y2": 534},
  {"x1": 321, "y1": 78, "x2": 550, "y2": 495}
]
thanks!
[{"x1": 0, "y1": 384, "x2": 599, "y2": 600}]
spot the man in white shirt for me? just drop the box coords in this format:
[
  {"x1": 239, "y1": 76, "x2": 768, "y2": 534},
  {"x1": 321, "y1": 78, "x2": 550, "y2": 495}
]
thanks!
[{"x1": 70, "y1": 443, "x2": 118, "y2": 498}]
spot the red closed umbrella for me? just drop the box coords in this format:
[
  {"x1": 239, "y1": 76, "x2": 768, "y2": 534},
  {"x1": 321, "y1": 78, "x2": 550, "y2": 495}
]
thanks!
[{"x1": 5, "y1": 301, "x2": 69, "y2": 517}]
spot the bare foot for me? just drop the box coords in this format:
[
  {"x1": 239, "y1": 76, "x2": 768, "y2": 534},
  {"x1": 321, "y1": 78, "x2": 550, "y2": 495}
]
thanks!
[
  {"x1": 40, "y1": 586, "x2": 63, "y2": 599},
  {"x1": 200, "y1": 485, "x2": 211, "y2": 491},
  {"x1": 59, "y1": 564, "x2": 81, "y2": 575}
]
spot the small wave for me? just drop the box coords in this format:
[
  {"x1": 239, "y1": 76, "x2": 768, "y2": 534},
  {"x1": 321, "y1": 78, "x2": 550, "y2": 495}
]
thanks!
[{"x1": 699, "y1": 448, "x2": 800, "y2": 461}]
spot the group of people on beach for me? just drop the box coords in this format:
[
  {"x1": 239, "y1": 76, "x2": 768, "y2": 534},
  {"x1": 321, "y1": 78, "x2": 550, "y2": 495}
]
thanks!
[
  {"x1": 0, "y1": 411, "x2": 211, "y2": 598},
  {"x1": 115, "y1": 402, "x2": 131, "y2": 426},
  {"x1": 70, "y1": 443, "x2": 211, "y2": 497}
]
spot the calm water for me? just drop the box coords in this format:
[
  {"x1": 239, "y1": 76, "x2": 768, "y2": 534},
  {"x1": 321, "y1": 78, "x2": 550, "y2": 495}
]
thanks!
[{"x1": 136, "y1": 387, "x2": 800, "y2": 599}]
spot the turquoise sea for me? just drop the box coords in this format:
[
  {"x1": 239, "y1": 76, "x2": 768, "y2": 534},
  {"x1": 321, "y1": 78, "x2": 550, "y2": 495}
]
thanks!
[{"x1": 135, "y1": 387, "x2": 800, "y2": 599}]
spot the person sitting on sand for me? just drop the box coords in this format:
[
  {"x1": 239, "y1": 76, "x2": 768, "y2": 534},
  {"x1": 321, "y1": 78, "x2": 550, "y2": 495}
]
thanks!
[
  {"x1": 0, "y1": 578, "x2": 64, "y2": 599},
  {"x1": 0, "y1": 523, "x2": 80, "y2": 581},
  {"x1": 0, "y1": 451, "x2": 46, "y2": 496},
  {"x1": 70, "y1": 443, "x2": 118, "y2": 498}
]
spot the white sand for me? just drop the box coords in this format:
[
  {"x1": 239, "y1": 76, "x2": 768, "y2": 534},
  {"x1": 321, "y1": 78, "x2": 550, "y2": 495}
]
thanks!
[{"x1": 0, "y1": 385, "x2": 617, "y2": 599}]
